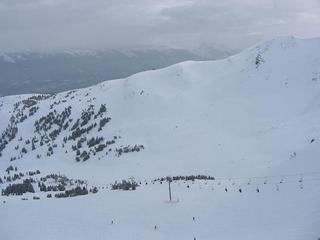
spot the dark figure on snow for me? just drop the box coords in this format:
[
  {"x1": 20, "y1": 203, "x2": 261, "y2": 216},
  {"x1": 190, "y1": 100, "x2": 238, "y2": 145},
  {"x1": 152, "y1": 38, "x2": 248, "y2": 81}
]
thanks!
[
  {"x1": 225, "y1": 188, "x2": 228, "y2": 192},
  {"x1": 193, "y1": 217, "x2": 195, "y2": 221},
  {"x1": 154, "y1": 225, "x2": 157, "y2": 230}
]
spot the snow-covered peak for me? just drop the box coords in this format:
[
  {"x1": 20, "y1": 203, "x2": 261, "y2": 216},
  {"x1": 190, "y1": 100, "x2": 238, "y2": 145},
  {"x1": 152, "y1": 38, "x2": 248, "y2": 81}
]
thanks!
[{"x1": 0, "y1": 36, "x2": 319, "y2": 176}]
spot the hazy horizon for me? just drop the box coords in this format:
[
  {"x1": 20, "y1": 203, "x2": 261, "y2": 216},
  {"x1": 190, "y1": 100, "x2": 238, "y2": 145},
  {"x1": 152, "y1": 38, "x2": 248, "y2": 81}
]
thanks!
[{"x1": 1, "y1": 0, "x2": 319, "y2": 52}]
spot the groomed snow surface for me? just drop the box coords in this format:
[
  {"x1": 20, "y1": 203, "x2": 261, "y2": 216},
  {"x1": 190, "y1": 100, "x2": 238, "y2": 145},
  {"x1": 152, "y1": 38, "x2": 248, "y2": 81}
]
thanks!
[
  {"x1": 1, "y1": 178, "x2": 320, "y2": 240},
  {"x1": 1, "y1": 36, "x2": 320, "y2": 239}
]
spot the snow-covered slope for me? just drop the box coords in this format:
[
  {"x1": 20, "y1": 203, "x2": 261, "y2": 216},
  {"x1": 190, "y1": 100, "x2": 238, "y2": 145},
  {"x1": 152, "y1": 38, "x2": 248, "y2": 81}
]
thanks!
[{"x1": 1, "y1": 36, "x2": 320, "y2": 240}]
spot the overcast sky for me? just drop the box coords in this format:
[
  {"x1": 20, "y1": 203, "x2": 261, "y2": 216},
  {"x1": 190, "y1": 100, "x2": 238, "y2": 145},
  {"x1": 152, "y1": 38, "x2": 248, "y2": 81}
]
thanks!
[{"x1": 0, "y1": 0, "x2": 320, "y2": 52}]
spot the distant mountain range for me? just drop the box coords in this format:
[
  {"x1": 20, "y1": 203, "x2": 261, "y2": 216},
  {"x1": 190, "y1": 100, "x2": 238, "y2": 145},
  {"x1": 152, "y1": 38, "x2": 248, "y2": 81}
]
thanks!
[{"x1": 0, "y1": 47, "x2": 232, "y2": 96}]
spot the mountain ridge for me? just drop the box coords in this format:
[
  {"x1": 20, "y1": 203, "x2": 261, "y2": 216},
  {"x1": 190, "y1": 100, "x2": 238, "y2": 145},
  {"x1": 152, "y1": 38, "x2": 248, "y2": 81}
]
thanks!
[
  {"x1": 0, "y1": 47, "x2": 232, "y2": 97},
  {"x1": 0, "y1": 36, "x2": 319, "y2": 181}
]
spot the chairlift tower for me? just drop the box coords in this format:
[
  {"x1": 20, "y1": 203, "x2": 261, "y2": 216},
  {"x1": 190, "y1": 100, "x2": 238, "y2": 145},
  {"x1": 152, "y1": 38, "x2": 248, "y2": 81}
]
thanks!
[{"x1": 167, "y1": 176, "x2": 172, "y2": 202}]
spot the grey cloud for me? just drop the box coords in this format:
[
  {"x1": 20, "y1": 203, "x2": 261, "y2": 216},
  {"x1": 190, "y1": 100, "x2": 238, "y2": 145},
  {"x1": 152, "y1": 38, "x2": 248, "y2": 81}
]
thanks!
[{"x1": 0, "y1": 0, "x2": 319, "y2": 51}]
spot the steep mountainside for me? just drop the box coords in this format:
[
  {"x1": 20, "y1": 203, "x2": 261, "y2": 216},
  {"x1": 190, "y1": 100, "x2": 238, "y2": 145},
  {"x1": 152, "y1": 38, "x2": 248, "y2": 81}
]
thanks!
[
  {"x1": 1, "y1": 36, "x2": 319, "y2": 179},
  {"x1": 1, "y1": 36, "x2": 320, "y2": 240}
]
